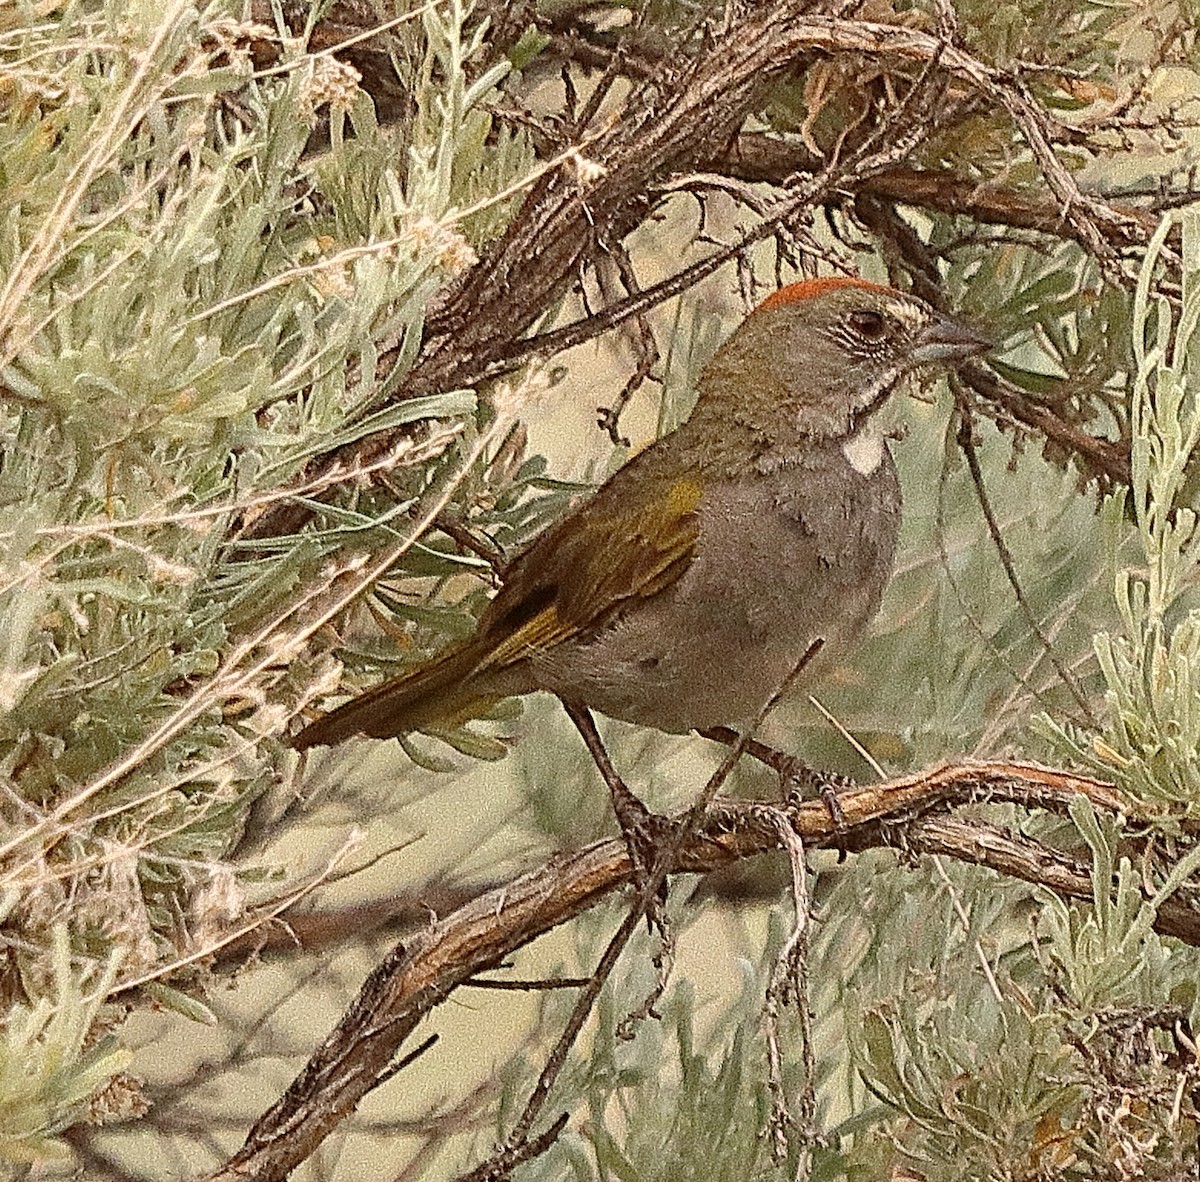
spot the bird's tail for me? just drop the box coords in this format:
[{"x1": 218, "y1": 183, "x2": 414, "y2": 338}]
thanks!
[{"x1": 290, "y1": 641, "x2": 503, "y2": 750}]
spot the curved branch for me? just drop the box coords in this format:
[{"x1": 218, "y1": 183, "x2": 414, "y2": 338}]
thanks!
[
  {"x1": 959, "y1": 359, "x2": 1132, "y2": 486},
  {"x1": 194, "y1": 759, "x2": 1187, "y2": 1182},
  {"x1": 719, "y1": 132, "x2": 1159, "y2": 248}
]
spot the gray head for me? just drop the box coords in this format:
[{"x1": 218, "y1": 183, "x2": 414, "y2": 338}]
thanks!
[{"x1": 698, "y1": 277, "x2": 990, "y2": 440}]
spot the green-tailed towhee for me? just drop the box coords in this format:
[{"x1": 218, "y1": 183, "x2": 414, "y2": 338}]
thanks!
[{"x1": 292, "y1": 277, "x2": 989, "y2": 752}]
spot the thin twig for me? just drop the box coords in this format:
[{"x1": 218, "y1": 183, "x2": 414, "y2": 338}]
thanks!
[
  {"x1": 929, "y1": 855, "x2": 1006, "y2": 1007},
  {"x1": 954, "y1": 393, "x2": 1099, "y2": 726},
  {"x1": 370, "y1": 1033, "x2": 439, "y2": 1093},
  {"x1": 451, "y1": 1113, "x2": 570, "y2": 1182},
  {"x1": 462, "y1": 975, "x2": 592, "y2": 991},
  {"x1": 502, "y1": 902, "x2": 646, "y2": 1152},
  {"x1": 762, "y1": 811, "x2": 822, "y2": 1179}
]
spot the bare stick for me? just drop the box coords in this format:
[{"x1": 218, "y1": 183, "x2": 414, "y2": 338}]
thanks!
[
  {"x1": 502, "y1": 901, "x2": 648, "y2": 1152},
  {"x1": 196, "y1": 761, "x2": 1140, "y2": 1182},
  {"x1": 451, "y1": 1113, "x2": 570, "y2": 1182},
  {"x1": 763, "y1": 811, "x2": 822, "y2": 1177},
  {"x1": 954, "y1": 397, "x2": 1099, "y2": 726}
]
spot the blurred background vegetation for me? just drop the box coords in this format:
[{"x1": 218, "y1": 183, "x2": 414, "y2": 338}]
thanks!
[{"x1": 1, "y1": 0, "x2": 1199, "y2": 1178}]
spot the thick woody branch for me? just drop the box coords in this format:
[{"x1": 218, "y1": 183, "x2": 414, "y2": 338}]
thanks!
[
  {"x1": 719, "y1": 132, "x2": 1159, "y2": 249},
  {"x1": 417, "y1": 12, "x2": 1143, "y2": 374},
  {"x1": 904, "y1": 815, "x2": 1200, "y2": 946},
  {"x1": 410, "y1": 3, "x2": 833, "y2": 388},
  {"x1": 686, "y1": 17, "x2": 1137, "y2": 261},
  {"x1": 242, "y1": 0, "x2": 830, "y2": 540},
  {"x1": 194, "y1": 760, "x2": 1199, "y2": 1182}
]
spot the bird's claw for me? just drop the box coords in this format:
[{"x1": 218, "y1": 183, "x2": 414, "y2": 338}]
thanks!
[
  {"x1": 777, "y1": 759, "x2": 856, "y2": 828},
  {"x1": 610, "y1": 789, "x2": 675, "y2": 926}
]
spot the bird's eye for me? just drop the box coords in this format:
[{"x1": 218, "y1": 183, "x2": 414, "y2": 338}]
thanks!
[{"x1": 848, "y1": 309, "x2": 888, "y2": 340}]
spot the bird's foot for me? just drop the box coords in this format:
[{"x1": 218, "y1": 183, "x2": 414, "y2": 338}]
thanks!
[
  {"x1": 609, "y1": 779, "x2": 675, "y2": 923},
  {"x1": 695, "y1": 726, "x2": 856, "y2": 827},
  {"x1": 562, "y1": 700, "x2": 675, "y2": 923},
  {"x1": 776, "y1": 759, "x2": 856, "y2": 828}
]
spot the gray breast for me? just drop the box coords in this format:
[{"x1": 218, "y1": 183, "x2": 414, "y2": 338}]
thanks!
[{"x1": 532, "y1": 445, "x2": 902, "y2": 733}]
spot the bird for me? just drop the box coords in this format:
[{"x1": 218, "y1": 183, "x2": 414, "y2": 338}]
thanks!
[{"x1": 292, "y1": 277, "x2": 989, "y2": 782}]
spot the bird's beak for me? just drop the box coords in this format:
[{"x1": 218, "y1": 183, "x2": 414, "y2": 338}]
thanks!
[{"x1": 910, "y1": 313, "x2": 991, "y2": 365}]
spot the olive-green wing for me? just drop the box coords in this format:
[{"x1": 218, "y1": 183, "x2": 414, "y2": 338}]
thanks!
[
  {"x1": 290, "y1": 456, "x2": 702, "y2": 747},
  {"x1": 477, "y1": 467, "x2": 702, "y2": 670}
]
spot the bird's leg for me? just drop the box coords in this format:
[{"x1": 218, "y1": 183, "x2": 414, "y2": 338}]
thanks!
[
  {"x1": 562, "y1": 700, "x2": 650, "y2": 830},
  {"x1": 562, "y1": 700, "x2": 669, "y2": 903},
  {"x1": 695, "y1": 726, "x2": 853, "y2": 827}
]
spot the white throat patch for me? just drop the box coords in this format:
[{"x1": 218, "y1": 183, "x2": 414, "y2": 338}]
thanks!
[{"x1": 843, "y1": 427, "x2": 885, "y2": 476}]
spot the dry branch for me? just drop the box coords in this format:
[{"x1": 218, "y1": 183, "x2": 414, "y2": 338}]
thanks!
[
  {"x1": 195, "y1": 759, "x2": 1196, "y2": 1182},
  {"x1": 719, "y1": 132, "x2": 1159, "y2": 248},
  {"x1": 243, "y1": 3, "x2": 1162, "y2": 542}
]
